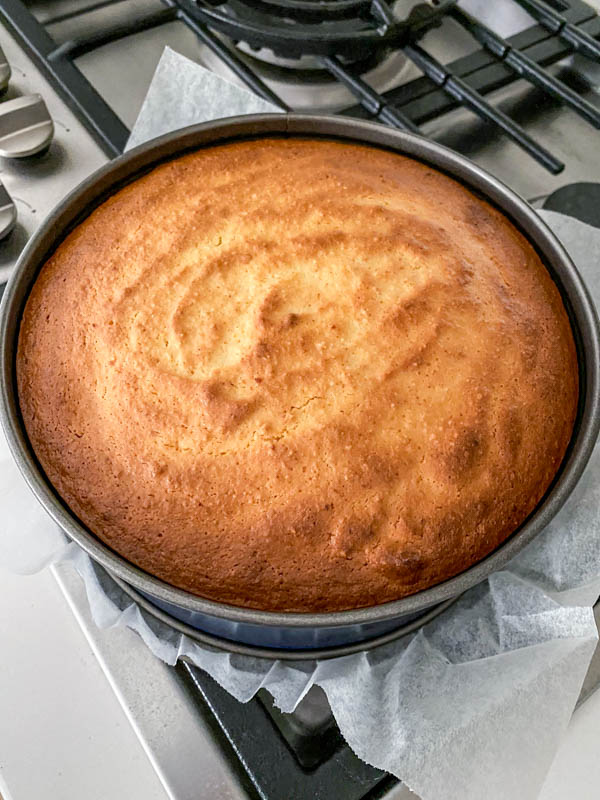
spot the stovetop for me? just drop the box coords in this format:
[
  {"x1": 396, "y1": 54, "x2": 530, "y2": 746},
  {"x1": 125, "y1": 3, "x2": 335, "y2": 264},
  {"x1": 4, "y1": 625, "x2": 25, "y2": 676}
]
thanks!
[
  {"x1": 0, "y1": 30, "x2": 105, "y2": 284},
  {"x1": 2, "y1": 1, "x2": 600, "y2": 798},
  {"x1": 53, "y1": 560, "x2": 600, "y2": 800},
  {"x1": 2, "y1": 0, "x2": 600, "y2": 290}
]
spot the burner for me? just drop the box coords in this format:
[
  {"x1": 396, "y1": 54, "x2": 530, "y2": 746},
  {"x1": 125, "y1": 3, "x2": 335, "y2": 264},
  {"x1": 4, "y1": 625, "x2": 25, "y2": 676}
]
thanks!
[
  {"x1": 189, "y1": 0, "x2": 455, "y2": 59},
  {"x1": 196, "y1": 0, "x2": 443, "y2": 110},
  {"x1": 232, "y1": 0, "x2": 373, "y2": 22},
  {"x1": 198, "y1": 36, "x2": 411, "y2": 111}
]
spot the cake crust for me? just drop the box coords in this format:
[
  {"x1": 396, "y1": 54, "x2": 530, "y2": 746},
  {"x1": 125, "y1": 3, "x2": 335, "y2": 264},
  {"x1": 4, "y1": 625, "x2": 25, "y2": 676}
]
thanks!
[{"x1": 17, "y1": 138, "x2": 578, "y2": 611}]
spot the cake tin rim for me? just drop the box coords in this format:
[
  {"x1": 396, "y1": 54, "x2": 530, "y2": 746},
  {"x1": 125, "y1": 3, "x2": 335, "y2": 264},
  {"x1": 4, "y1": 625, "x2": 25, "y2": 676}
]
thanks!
[
  {"x1": 109, "y1": 566, "x2": 459, "y2": 660},
  {"x1": 1, "y1": 112, "x2": 598, "y2": 631}
]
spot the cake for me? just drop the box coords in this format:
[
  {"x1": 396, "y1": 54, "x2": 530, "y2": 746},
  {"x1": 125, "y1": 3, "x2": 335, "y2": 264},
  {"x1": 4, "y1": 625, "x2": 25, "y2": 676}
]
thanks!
[{"x1": 16, "y1": 138, "x2": 578, "y2": 612}]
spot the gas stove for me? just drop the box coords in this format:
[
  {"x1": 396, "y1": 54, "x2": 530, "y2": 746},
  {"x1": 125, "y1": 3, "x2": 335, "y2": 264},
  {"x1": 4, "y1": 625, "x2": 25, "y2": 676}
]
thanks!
[
  {"x1": 2, "y1": 2, "x2": 600, "y2": 798},
  {"x1": 2, "y1": 0, "x2": 600, "y2": 273}
]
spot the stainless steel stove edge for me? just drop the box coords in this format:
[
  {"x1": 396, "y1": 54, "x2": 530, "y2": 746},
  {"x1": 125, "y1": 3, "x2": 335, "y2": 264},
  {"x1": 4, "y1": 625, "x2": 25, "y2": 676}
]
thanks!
[{"x1": 51, "y1": 562, "x2": 251, "y2": 800}]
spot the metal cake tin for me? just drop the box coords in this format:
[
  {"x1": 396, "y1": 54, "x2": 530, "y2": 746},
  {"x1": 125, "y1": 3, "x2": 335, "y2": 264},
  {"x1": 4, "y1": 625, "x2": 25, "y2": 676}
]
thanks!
[{"x1": 1, "y1": 114, "x2": 599, "y2": 656}]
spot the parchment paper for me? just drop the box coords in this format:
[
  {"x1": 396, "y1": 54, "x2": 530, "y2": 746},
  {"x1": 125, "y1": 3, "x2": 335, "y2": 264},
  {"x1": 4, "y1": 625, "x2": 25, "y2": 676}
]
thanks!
[{"x1": 1, "y1": 47, "x2": 600, "y2": 800}]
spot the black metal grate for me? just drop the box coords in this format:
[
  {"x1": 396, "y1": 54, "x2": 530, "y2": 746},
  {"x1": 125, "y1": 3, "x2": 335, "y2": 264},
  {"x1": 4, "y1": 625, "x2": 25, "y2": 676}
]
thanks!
[
  {"x1": 176, "y1": 661, "x2": 397, "y2": 800},
  {"x1": 1, "y1": 0, "x2": 600, "y2": 171}
]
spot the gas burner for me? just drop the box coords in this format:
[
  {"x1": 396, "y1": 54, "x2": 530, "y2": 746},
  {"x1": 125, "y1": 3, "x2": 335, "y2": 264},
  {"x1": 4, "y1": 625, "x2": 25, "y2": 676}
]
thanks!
[
  {"x1": 198, "y1": 37, "x2": 411, "y2": 111},
  {"x1": 196, "y1": 1, "x2": 425, "y2": 111},
  {"x1": 191, "y1": 0, "x2": 455, "y2": 59}
]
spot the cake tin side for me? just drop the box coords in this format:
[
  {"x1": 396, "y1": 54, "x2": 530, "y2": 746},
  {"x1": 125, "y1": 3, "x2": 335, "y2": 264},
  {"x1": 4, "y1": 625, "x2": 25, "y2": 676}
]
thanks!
[{"x1": 1, "y1": 114, "x2": 598, "y2": 652}]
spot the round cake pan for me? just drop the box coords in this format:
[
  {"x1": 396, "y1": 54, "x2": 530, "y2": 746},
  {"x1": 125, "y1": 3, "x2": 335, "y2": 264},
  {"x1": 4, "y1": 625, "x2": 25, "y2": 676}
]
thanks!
[{"x1": 1, "y1": 114, "x2": 599, "y2": 654}]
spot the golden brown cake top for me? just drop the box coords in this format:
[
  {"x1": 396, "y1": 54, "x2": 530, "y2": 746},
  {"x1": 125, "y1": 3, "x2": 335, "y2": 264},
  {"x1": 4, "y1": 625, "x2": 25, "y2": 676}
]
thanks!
[{"x1": 17, "y1": 138, "x2": 578, "y2": 612}]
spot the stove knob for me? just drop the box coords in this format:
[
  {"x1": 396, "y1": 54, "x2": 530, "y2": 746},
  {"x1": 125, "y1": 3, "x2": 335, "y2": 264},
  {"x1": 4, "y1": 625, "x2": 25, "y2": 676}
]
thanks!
[
  {"x1": 0, "y1": 181, "x2": 16, "y2": 241},
  {"x1": 0, "y1": 45, "x2": 10, "y2": 96},
  {"x1": 0, "y1": 94, "x2": 54, "y2": 158}
]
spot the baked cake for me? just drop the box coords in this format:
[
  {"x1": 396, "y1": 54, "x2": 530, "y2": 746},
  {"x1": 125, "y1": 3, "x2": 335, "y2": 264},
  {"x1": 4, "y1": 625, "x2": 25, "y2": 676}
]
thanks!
[{"x1": 17, "y1": 138, "x2": 578, "y2": 612}]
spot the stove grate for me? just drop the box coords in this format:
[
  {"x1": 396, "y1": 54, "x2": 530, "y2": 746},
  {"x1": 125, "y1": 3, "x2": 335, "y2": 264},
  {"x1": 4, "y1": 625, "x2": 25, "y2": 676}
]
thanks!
[
  {"x1": 177, "y1": 661, "x2": 398, "y2": 800},
  {"x1": 1, "y1": 0, "x2": 600, "y2": 171},
  {"x1": 450, "y1": 5, "x2": 600, "y2": 129},
  {"x1": 515, "y1": 0, "x2": 600, "y2": 59}
]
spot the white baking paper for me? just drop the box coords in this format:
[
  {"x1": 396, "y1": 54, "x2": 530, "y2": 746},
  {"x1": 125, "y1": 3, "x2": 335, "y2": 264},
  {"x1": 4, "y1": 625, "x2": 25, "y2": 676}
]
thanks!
[
  {"x1": 2, "y1": 47, "x2": 600, "y2": 800},
  {"x1": 127, "y1": 48, "x2": 279, "y2": 150}
]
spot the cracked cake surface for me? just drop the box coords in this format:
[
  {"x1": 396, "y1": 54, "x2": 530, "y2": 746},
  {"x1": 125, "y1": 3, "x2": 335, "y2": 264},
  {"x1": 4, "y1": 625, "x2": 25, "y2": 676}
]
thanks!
[{"x1": 17, "y1": 138, "x2": 578, "y2": 611}]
